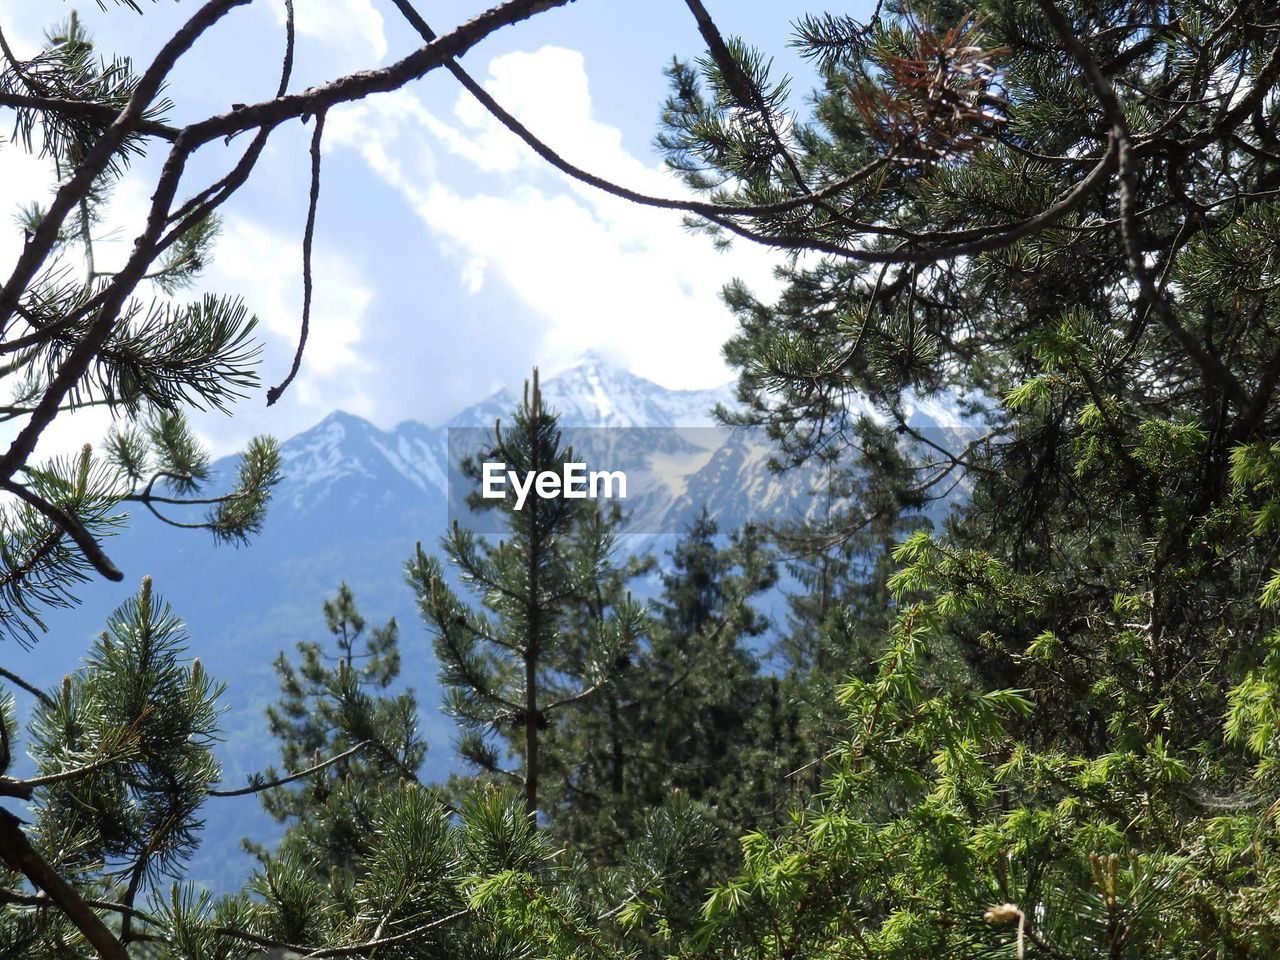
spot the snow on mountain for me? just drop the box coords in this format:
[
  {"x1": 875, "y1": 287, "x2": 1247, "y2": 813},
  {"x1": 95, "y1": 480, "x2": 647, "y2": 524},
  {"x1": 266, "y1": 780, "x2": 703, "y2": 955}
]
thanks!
[
  {"x1": 446, "y1": 353, "x2": 734, "y2": 430},
  {"x1": 275, "y1": 355, "x2": 737, "y2": 514},
  {"x1": 276, "y1": 411, "x2": 399, "y2": 507},
  {"x1": 270, "y1": 353, "x2": 975, "y2": 534},
  {"x1": 6, "y1": 354, "x2": 972, "y2": 894}
]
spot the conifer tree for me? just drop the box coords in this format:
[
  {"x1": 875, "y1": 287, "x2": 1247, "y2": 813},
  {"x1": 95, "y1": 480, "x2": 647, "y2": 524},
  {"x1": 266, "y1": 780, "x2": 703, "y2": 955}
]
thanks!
[
  {"x1": 0, "y1": 582, "x2": 575, "y2": 960},
  {"x1": 623, "y1": 0, "x2": 1280, "y2": 956},
  {"x1": 770, "y1": 424, "x2": 933, "y2": 776},
  {"x1": 546, "y1": 510, "x2": 789, "y2": 865},
  {"x1": 11, "y1": 0, "x2": 1280, "y2": 956},
  {"x1": 775, "y1": 425, "x2": 925, "y2": 676},
  {"x1": 407, "y1": 370, "x2": 644, "y2": 818},
  {"x1": 0, "y1": 15, "x2": 280, "y2": 649},
  {"x1": 0, "y1": 579, "x2": 227, "y2": 958},
  {"x1": 256, "y1": 583, "x2": 426, "y2": 882}
]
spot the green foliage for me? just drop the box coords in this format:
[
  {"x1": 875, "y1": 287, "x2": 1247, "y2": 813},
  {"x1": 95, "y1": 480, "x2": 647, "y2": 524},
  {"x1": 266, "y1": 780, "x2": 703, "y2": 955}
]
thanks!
[
  {"x1": 8, "y1": 1, "x2": 1280, "y2": 957},
  {"x1": 0, "y1": 15, "x2": 279, "y2": 647},
  {"x1": 34, "y1": 578, "x2": 222, "y2": 884},
  {"x1": 255, "y1": 584, "x2": 426, "y2": 883},
  {"x1": 408, "y1": 369, "x2": 644, "y2": 817},
  {"x1": 544, "y1": 510, "x2": 792, "y2": 876},
  {"x1": 0, "y1": 446, "x2": 125, "y2": 645},
  {"x1": 619, "y1": 0, "x2": 1280, "y2": 954},
  {"x1": 2, "y1": 12, "x2": 169, "y2": 175},
  {"x1": 0, "y1": 579, "x2": 224, "y2": 955}
]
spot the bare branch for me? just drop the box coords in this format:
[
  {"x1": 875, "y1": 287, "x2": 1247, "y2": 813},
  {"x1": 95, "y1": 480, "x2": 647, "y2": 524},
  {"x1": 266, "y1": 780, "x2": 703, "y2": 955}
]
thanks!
[
  {"x1": 0, "y1": 666, "x2": 54, "y2": 708},
  {"x1": 207, "y1": 739, "x2": 370, "y2": 797},
  {"x1": 214, "y1": 908, "x2": 470, "y2": 958},
  {"x1": 543, "y1": 676, "x2": 611, "y2": 712},
  {"x1": 0, "y1": 886, "x2": 156, "y2": 924},
  {"x1": 162, "y1": 0, "x2": 295, "y2": 229},
  {"x1": 384, "y1": 0, "x2": 889, "y2": 220},
  {"x1": 266, "y1": 108, "x2": 326, "y2": 406}
]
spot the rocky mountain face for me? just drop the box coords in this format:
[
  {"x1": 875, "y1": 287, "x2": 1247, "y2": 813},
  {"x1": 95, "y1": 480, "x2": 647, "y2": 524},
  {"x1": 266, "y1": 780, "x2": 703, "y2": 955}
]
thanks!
[{"x1": 1, "y1": 355, "x2": 966, "y2": 890}]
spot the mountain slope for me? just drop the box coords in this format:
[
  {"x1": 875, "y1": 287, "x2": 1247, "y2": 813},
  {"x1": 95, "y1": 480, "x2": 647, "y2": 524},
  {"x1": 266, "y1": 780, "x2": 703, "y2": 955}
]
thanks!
[
  {"x1": 1, "y1": 357, "x2": 744, "y2": 891},
  {"x1": 1, "y1": 355, "x2": 966, "y2": 891}
]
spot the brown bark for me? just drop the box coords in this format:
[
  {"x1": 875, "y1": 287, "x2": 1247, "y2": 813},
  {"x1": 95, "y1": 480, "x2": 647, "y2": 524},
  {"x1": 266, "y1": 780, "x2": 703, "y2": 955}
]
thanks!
[{"x1": 0, "y1": 809, "x2": 130, "y2": 960}]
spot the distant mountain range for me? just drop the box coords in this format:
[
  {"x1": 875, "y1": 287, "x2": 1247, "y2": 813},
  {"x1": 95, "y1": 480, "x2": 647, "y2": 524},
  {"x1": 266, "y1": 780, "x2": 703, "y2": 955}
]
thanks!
[{"x1": 1, "y1": 355, "x2": 967, "y2": 891}]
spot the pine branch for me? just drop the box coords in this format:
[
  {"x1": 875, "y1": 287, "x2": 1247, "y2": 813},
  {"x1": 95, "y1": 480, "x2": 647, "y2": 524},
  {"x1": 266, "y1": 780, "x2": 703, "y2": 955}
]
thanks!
[
  {"x1": 681, "y1": 0, "x2": 811, "y2": 193},
  {"x1": 207, "y1": 739, "x2": 370, "y2": 797},
  {"x1": 0, "y1": 751, "x2": 122, "y2": 800},
  {"x1": 1, "y1": 478, "x2": 122, "y2": 582},
  {"x1": 0, "y1": 666, "x2": 54, "y2": 708},
  {"x1": 0, "y1": 809, "x2": 131, "y2": 960},
  {"x1": 0, "y1": 0, "x2": 577, "y2": 493},
  {"x1": 1035, "y1": 0, "x2": 1250, "y2": 412},
  {"x1": 0, "y1": 0, "x2": 252, "y2": 335},
  {"x1": 125, "y1": 470, "x2": 243, "y2": 507},
  {"x1": 0, "y1": 90, "x2": 178, "y2": 139},
  {"x1": 213, "y1": 907, "x2": 470, "y2": 957},
  {"x1": 698, "y1": 139, "x2": 1117, "y2": 264}
]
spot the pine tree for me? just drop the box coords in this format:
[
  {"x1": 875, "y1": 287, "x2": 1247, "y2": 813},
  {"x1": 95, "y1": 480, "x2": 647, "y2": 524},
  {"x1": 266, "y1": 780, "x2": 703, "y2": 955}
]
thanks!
[
  {"x1": 629, "y1": 513, "x2": 789, "y2": 829},
  {"x1": 0, "y1": 578, "x2": 224, "y2": 958},
  {"x1": 627, "y1": 0, "x2": 1280, "y2": 956},
  {"x1": 407, "y1": 369, "x2": 644, "y2": 818},
  {"x1": 544, "y1": 510, "x2": 783, "y2": 863},
  {"x1": 0, "y1": 582, "x2": 591, "y2": 959},
  {"x1": 0, "y1": 15, "x2": 280, "y2": 649},
  {"x1": 255, "y1": 583, "x2": 426, "y2": 883},
  {"x1": 9, "y1": 0, "x2": 1280, "y2": 955},
  {"x1": 770, "y1": 423, "x2": 934, "y2": 778},
  {"x1": 775, "y1": 424, "x2": 925, "y2": 676}
]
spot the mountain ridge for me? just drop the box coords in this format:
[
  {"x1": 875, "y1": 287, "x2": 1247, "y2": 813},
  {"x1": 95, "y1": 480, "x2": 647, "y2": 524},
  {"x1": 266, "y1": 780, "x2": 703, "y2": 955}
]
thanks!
[
  {"x1": 4, "y1": 354, "x2": 965, "y2": 892},
  {"x1": 3, "y1": 355, "x2": 750, "y2": 892}
]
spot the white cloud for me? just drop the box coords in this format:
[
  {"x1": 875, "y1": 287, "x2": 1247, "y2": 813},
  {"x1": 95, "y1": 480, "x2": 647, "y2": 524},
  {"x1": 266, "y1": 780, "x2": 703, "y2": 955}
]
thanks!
[
  {"x1": 461, "y1": 257, "x2": 487, "y2": 294},
  {"x1": 326, "y1": 93, "x2": 438, "y2": 183},
  {"x1": 412, "y1": 181, "x2": 761, "y2": 386},
  {"x1": 0, "y1": 146, "x2": 56, "y2": 279},
  {"x1": 327, "y1": 44, "x2": 781, "y2": 390},
  {"x1": 209, "y1": 217, "x2": 374, "y2": 383},
  {"x1": 271, "y1": 0, "x2": 387, "y2": 64}
]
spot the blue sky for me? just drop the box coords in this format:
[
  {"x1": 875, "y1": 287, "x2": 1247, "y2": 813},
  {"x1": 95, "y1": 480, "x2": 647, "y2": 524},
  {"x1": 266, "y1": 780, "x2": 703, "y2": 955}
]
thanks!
[{"x1": 0, "y1": 0, "x2": 870, "y2": 457}]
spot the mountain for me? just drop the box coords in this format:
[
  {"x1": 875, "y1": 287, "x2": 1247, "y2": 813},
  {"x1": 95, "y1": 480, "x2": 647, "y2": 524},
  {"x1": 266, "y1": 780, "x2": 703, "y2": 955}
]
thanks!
[
  {"x1": 447, "y1": 352, "x2": 735, "y2": 429},
  {"x1": 0, "y1": 355, "x2": 967, "y2": 891}
]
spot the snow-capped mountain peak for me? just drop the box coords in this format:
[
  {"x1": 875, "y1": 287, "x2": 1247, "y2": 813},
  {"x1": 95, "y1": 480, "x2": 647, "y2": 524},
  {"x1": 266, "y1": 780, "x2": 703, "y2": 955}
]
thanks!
[
  {"x1": 274, "y1": 357, "x2": 736, "y2": 512},
  {"x1": 445, "y1": 355, "x2": 734, "y2": 431}
]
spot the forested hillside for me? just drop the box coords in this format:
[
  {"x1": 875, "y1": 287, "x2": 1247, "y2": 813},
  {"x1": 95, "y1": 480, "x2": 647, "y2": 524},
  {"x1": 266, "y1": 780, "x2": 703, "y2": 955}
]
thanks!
[{"x1": 3, "y1": 0, "x2": 1280, "y2": 958}]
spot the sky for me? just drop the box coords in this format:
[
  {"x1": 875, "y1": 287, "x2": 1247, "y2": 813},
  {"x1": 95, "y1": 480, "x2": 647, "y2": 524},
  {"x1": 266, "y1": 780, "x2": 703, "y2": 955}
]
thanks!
[{"x1": 0, "y1": 0, "x2": 869, "y2": 459}]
